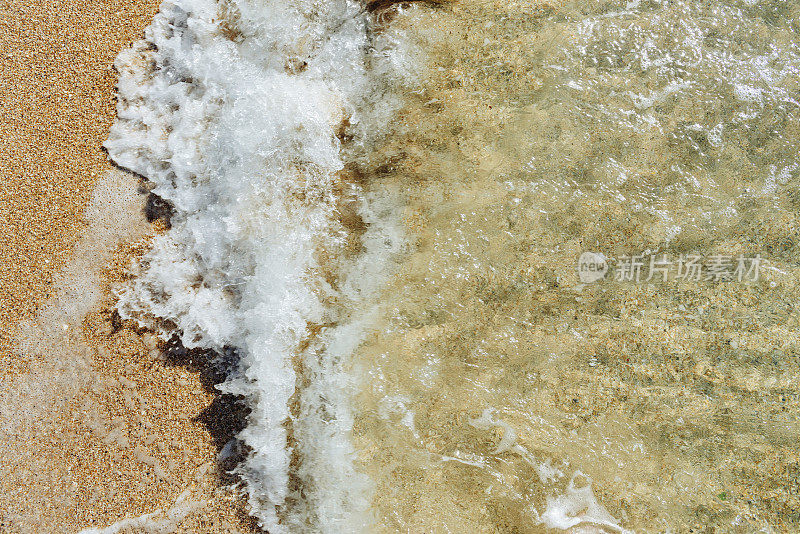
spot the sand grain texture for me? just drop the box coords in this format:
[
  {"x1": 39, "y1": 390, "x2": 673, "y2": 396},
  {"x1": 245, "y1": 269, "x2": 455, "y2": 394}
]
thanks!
[{"x1": 0, "y1": 2, "x2": 258, "y2": 532}]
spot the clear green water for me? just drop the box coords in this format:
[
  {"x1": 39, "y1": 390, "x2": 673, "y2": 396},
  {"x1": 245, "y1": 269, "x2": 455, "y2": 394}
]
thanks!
[{"x1": 351, "y1": 0, "x2": 800, "y2": 531}]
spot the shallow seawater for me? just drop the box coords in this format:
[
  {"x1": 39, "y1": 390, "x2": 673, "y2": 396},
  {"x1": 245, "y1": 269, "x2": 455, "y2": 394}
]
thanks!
[
  {"x1": 108, "y1": 0, "x2": 800, "y2": 531},
  {"x1": 349, "y1": 0, "x2": 800, "y2": 531}
]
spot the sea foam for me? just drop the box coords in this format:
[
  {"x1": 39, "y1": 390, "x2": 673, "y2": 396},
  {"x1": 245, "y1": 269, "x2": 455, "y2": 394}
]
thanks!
[{"x1": 106, "y1": 0, "x2": 414, "y2": 530}]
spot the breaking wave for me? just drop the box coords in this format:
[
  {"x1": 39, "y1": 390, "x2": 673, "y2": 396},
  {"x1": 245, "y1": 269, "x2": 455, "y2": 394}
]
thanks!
[{"x1": 105, "y1": 0, "x2": 415, "y2": 530}]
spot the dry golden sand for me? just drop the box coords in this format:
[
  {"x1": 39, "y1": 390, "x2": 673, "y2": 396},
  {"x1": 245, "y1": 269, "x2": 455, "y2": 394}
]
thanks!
[
  {"x1": 0, "y1": 0, "x2": 149, "y2": 337},
  {"x1": 0, "y1": 1, "x2": 258, "y2": 532}
]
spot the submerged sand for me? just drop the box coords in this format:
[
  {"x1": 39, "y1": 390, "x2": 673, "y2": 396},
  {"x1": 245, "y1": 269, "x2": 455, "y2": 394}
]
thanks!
[
  {"x1": 0, "y1": 1, "x2": 257, "y2": 532},
  {"x1": 350, "y1": 0, "x2": 800, "y2": 531}
]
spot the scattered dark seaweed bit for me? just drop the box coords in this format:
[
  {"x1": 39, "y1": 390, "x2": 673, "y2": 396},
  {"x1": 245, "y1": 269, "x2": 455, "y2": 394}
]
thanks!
[{"x1": 144, "y1": 192, "x2": 175, "y2": 228}]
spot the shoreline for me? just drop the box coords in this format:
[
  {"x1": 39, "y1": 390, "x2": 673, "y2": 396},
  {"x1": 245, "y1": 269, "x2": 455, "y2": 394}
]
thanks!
[{"x1": 0, "y1": 1, "x2": 257, "y2": 531}]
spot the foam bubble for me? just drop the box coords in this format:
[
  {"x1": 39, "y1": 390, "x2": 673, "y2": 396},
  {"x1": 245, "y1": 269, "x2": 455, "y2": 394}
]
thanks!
[{"x1": 538, "y1": 474, "x2": 630, "y2": 533}]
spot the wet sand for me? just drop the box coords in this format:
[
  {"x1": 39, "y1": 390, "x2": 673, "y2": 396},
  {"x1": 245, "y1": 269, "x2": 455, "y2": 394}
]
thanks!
[{"x1": 0, "y1": 1, "x2": 257, "y2": 532}]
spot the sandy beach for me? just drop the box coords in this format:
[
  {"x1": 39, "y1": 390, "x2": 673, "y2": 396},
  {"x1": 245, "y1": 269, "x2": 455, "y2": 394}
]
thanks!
[{"x1": 0, "y1": 1, "x2": 257, "y2": 531}]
